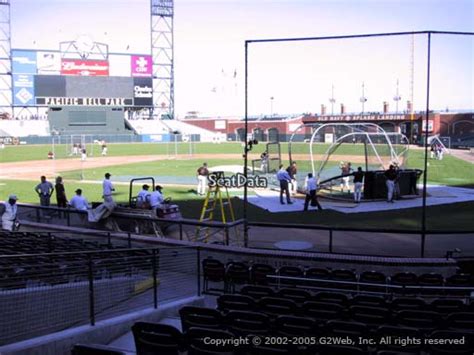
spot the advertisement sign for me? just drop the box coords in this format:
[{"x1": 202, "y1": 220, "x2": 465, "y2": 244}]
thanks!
[
  {"x1": 421, "y1": 120, "x2": 434, "y2": 132},
  {"x1": 37, "y1": 51, "x2": 61, "y2": 74},
  {"x1": 61, "y1": 59, "x2": 109, "y2": 76},
  {"x1": 35, "y1": 97, "x2": 133, "y2": 106},
  {"x1": 13, "y1": 74, "x2": 35, "y2": 105},
  {"x1": 133, "y1": 77, "x2": 153, "y2": 106},
  {"x1": 12, "y1": 50, "x2": 37, "y2": 74},
  {"x1": 131, "y1": 55, "x2": 152, "y2": 77},
  {"x1": 325, "y1": 133, "x2": 334, "y2": 143}
]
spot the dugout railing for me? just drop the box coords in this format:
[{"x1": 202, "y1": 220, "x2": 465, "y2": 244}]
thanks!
[{"x1": 13, "y1": 203, "x2": 474, "y2": 258}]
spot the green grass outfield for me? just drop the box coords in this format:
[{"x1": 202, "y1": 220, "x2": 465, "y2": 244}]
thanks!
[
  {"x1": 1, "y1": 141, "x2": 473, "y2": 231},
  {"x1": 0, "y1": 141, "x2": 409, "y2": 163}
]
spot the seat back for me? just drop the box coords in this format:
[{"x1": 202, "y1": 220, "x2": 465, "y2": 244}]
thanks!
[
  {"x1": 179, "y1": 306, "x2": 222, "y2": 332},
  {"x1": 131, "y1": 322, "x2": 182, "y2": 355}
]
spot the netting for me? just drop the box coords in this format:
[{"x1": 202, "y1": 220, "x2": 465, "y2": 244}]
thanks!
[{"x1": 288, "y1": 123, "x2": 409, "y2": 186}]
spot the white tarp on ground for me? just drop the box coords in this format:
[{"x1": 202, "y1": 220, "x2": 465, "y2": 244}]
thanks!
[
  {"x1": 245, "y1": 185, "x2": 474, "y2": 214},
  {"x1": 87, "y1": 202, "x2": 116, "y2": 222}
]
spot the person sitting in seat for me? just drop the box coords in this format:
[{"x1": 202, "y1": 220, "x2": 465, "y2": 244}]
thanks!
[
  {"x1": 136, "y1": 184, "x2": 151, "y2": 208},
  {"x1": 149, "y1": 185, "x2": 165, "y2": 211}
]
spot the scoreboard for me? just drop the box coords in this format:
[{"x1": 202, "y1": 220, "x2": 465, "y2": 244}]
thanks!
[{"x1": 11, "y1": 50, "x2": 153, "y2": 108}]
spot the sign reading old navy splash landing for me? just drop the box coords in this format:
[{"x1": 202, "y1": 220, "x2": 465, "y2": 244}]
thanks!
[{"x1": 12, "y1": 50, "x2": 37, "y2": 105}]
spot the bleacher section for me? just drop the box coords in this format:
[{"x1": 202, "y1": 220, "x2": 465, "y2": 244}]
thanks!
[
  {"x1": 163, "y1": 119, "x2": 225, "y2": 142},
  {"x1": 125, "y1": 118, "x2": 171, "y2": 135},
  {"x1": 0, "y1": 120, "x2": 50, "y2": 137}
]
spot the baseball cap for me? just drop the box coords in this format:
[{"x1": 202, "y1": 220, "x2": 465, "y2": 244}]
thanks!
[
  {"x1": 156, "y1": 185, "x2": 163, "y2": 190},
  {"x1": 8, "y1": 194, "x2": 18, "y2": 200},
  {"x1": 105, "y1": 173, "x2": 111, "y2": 177},
  {"x1": 75, "y1": 189, "x2": 82, "y2": 194},
  {"x1": 143, "y1": 184, "x2": 149, "y2": 189}
]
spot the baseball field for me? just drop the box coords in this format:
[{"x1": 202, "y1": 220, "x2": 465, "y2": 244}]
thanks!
[{"x1": 1, "y1": 141, "x2": 473, "y2": 230}]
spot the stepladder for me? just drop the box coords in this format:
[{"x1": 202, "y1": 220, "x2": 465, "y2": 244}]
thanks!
[{"x1": 196, "y1": 171, "x2": 239, "y2": 244}]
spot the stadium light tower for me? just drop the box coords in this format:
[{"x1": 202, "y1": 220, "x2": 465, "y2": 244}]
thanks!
[
  {"x1": 393, "y1": 79, "x2": 401, "y2": 114},
  {"x1": 270, "y1": 96, "x2": 274, "y2": 116},
  {"x1": 151, "y1": 0, "x2": 174, "y2": 120},
  {"x1": 329, "y1": 84, "x2": 336, "y2": 115},
  {"x1": 359, "y1": 82, "x2": 367, "y2": 114},
  {"x1": 0, "y1": 0, "x2": 12, "y2": 118}
]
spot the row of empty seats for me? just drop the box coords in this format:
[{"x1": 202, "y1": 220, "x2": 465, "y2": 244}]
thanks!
[
  {"x1": 203, "y1": 258, "x2": 474, "y2": 296},
  {"x1": 71, "y1": 316, "x2": 474, "y2": 354}
]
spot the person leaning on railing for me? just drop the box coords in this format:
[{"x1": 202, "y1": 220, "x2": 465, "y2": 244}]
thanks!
[{"x1": 1, "y1": 194, "x2": 18, "y2": 231}]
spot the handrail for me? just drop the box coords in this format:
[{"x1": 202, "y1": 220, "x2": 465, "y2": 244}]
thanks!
[
  {"x1": 267, "y1": 274, "x2": 474, "y2": 291},
  {"x1": 248, "y1": 221, "x2": 474, "y2": 235}
]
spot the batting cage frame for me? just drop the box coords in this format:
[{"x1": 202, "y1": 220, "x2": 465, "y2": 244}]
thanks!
[{"x1": 242, "y1": 30, "x2": 474, "y2": 249}]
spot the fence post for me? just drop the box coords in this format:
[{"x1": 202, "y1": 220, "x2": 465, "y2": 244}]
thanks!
[
  {"x1": 420, "y1": 232, "x2": 426, "y2": 258},
  {"x1": 87, "y1": 255, "x2": 96, "y2": 326},
  {"x1": 225, "y1": 226, "x2": 230, "y2": 246},
  {"x1": 128, "y1": 232, "x2": 132, "y2": 248},
  {"x1": 152, "y1": 249, "x2": 159, "y2": 308},
  {"x1": 197, "y1": 248, "x2": 201, "y2": 296},
  {"x1": 329, "y1": 230, "x2": 333, "y2": 253},
  {"x1": 107, "y1": 232, "x2": 112, "y2": 248},
  {"x1": 66, "y1": 210, "x2": 70, "y2": 226}
]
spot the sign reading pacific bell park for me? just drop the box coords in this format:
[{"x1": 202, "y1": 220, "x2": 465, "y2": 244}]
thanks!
[{"x1": 35, "y1": 97, "x2": 134, "y2": 106}]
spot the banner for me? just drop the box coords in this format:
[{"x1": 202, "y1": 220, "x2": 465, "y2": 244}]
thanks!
[
  {"x1": 12, "y1": 50, "x2": 37, "y2": 74},
  {"x1": 61, "y1": 59, "x2": 109, "y2": 76},
  {"x1": 131, "y1": 55, "x2": 152, "y2": 77},
  {"x1": 37, "y1": 51, "x2": 61, "y2": 74},
  {"x1": 133, "y1": 77, "x2": 153, "y2": 106},
  {"x1": 13, "y1": 74, "x2": 35, "y2": 106},
  {"x1": 35, "y1": 97, "x2": 133, "y2": 106}
]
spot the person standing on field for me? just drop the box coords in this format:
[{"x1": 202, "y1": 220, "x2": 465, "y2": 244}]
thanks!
[
  {"x1": 55, "y1": 176, "x2": 67, "y2": 208},
  {"x1": 353, "y1": 167, "x2": 364, "y2": 203},
  {"x1": 197, "y1": 163, "x2": 209, "y2": 196},
  {"x1": 35, "y1": 176, "x2": 54, "y2": 206},
  {"x1": 102, "y1": 173, "x2": 115, "y2": 203}
]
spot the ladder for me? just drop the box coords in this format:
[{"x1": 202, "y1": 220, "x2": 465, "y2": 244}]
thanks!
[{"x1": 196, "y1": 171, "x2": 238, "y2": 243}]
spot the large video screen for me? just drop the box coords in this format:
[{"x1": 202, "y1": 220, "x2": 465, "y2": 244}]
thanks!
[{"x1": 11, "y1": 49, "x2": 153, "y2": 107}]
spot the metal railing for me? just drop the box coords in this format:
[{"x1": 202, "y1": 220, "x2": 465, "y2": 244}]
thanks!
[
  {"x1": 15, "y1": 203, "x2": 474, "y2": 258},
  {"x1": 0, "y1": 246, "x2": 199, "y2": 346},
  {"x1": 267, "y1": 275, "x2": 474, "y2": 300}
]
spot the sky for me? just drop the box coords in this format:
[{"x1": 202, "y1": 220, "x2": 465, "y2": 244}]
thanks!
[{"x1": 10, "y1": 0, "x2": 474, "y2": 117}]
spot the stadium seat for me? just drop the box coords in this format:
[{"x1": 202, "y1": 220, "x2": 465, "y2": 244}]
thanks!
[
  {"x1": 359, "y1": 270, "x2": 387, "y2": 293},
  {"x1": 323, "y1": 320, "x2": 369, "y2": 345},
  {"x1": 71, "y1": 344, "x2": 126, "y2": 355},
  {"x1": 274, "y1": 315, "x2": 317, "y2": 336},
  {"x1": 445, "y1": 273, "x2": 473, "y2": 296},
  {"x1": 225, "y1": 262, "x2": 249, "y2": 292},
  {"x1": 276, "y1": 288, "x2": 311, "y2": 305},
  {"x1": 240, "y1": 284, "x2": 275, "y2": 300},
  {"x1": 374, "y1": 325, "x2": 423, "y2": 353},
  {"x1": 349, "y1": 305, "x2": 390, "y2": 327},
  {"x1": 446, "y1": 312, "x2": 474, "y2": 331},
  {"x1": 430, "y1": 299, "x2": 466, "y2": 314},
  {"x1": 249, "y1": 263, "x2": 276, "y2": 285},
  {"x1": 351, "y1": 294, "x2": 387, "y2": 308},
  {"x1": 131, "y1": 322, "x2": 183, "y2": 355},
  {"x1": 179, "y1": 306, "x2": 222, "y2": 332},
  {"x1": 257, "y1": 296, "x2": 298, "y2": 318},
  {"x1": 202, "y1": 258, "x2": 225, "y2": 293},
  {"x1": 391, "y1": 297, "x2": 427, "y2": 312},
  {"x1": 304, "y1": 267, "x2": 331, "y2": 289},
  {"x1": 428, "y1": 330, "x2": 474, "y2": 355},
  {"x1": 418, "y1": 273, "x2": 444, "y2": 295},
  {"x1": 217, "y1": 294, "x2": 256, "y2": 313},
  {"x1": 225, "y1": 310, "x2": 271, "y2": 336},
  {"x1": 331, "y1": 269, "x2": 357, "y2": 290},
  {"x1": 311, "y1": 291, "x2": 348, "y2": 306},
  {"x1": 185, "y1": 327, "x2": 236, "y2": 355},
  {"x1": 390, "y1": 272, "x2": 418, "y2": 294},
  {"x1": 302, "y1": 301, "x2": 345, "y2": 323},
  {"x1": 395, "y1": 310, "x2": 442, "y2": 332},
  {"x1": 276, "y1": 266, "x2": 304, "y2": 286}
]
